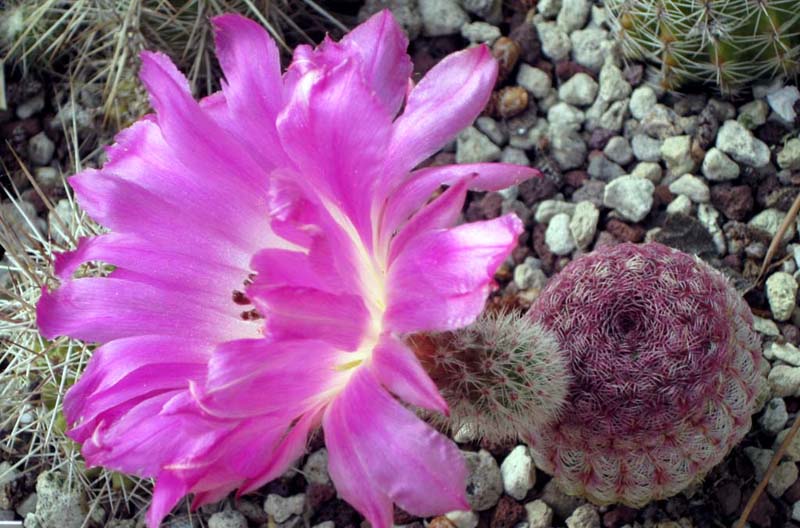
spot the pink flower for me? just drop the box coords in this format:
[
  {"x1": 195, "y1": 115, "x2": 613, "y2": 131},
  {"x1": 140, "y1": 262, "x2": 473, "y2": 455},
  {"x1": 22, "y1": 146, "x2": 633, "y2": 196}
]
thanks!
[{"x1": 36, "y1": 10, "x2": 539, "y2": 528}]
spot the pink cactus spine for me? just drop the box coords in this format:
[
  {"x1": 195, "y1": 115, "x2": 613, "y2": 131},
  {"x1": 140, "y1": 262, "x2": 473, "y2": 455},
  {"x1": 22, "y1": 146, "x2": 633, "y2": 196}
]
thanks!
[{"x1": 526, "y1": 242, "x2": 763, "y2": 507}]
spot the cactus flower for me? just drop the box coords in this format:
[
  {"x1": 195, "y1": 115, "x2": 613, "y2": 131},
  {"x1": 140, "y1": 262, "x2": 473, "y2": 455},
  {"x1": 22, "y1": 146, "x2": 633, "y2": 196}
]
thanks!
[
  {"x1": 527, "y1": 242, "x2": 763, "y2": 507},
  {"x1": 36, "y1": 11, "x2": 539, "y2": 527}
]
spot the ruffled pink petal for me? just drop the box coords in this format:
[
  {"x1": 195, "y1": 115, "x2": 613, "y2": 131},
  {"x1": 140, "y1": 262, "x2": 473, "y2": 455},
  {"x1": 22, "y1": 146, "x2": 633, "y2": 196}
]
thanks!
[
  {"x1": 387, "y1": 45, "x2": 497, "y2": 174},
  {"x1": 37, "y1": 278, "x2": 258, "y2": 343},
  {"x1": 371, "y1": 335, "x2": 448, "y2": 414},
  {"x1": 380, "y1": 163, "x2": 540, "y2": 245},
  {"x1": 211, "y1": 14, "x2": 291, "y2": 169},
  {"x1": 341, "y1": 10, "x2": 411, "y2": 116},
  {"x1": 276, "y1": 54, "x2": 393, "y2": 243},
  {"x1": 324, "y1": 368, "x2": 468, "y2": 526},
  {"x1": 198, "y1": 339, "x2": 339, "y2": 418},
  {"x1": 147, "y1": 471, "x2": 189, "y2": 528},
  {"x1": 385, "y1": 214, "x2": 524, "y2": 333}
]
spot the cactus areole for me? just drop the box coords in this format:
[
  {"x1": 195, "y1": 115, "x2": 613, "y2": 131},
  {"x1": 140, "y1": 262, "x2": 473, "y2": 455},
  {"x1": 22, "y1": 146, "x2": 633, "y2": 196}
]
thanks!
[{"x1": 527, "y1": 242, "x2": 763, "y2": 507}]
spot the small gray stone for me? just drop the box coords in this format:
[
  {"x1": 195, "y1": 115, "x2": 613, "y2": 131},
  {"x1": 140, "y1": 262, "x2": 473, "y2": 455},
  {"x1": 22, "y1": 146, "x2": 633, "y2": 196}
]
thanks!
[
  {"x1": 463, "y1": 449, "x2": 503, "y2": 511},
  {"x1": 640, "y1": 104, "x2": 681, "y2": 139},
  {"x1": 766, "y1": 271, "x2": 798, "y2": 322},
  {"x1": 697, "y1": 204, "x2": 725, "y2": 255},
  {"x1": 778, "y1": 138, "x2": 800, "y2": 171},
  {"x1": 28, "y1": 132, "x2": 55, "y2": 166},
  {"x1": 535, "y1": 200, "x2": 576, "y2": 223},
  {"x1": 570, "y1": 28, "x2": 610, "y2": 72},
  {"x1": 557, "y1": 0, "x2": 591, "y2": 32},
  {"x1": 264, "y1": 494, "x2": 305, "y2": 523},
  {"x1": 558, "y1": 73, "x2": 598, "y2": 106},
  {"x1": 716, "y1": 120, "x2": 771, "y2": 168},
  {"x1": 462, "y1": 0, "x2": 500, "y2": 19},
  {"x1": 749, "y1": 208, "x2": 796, "y2": 242},
  {"x1": 419, "y1": 0, "x2": 468, "y2": 36},
  {"x1": 517, "y1": 65, "x2": 552, "y2": 99},
  {"x1": 767, "y1": 85, "x2": 800, "y2": 122},
  {"x1": 598, "y1": 99, "x2": 629, "y2": 132},
  {"x1": 461, "y1": 21, "x2": 501, "y2": 44},
  {"x1": 768, "y1": 365, "x2": 800, "y2": 397},
  {"x1": 208, "y1": 511, "x2": 248, "y2": 528},
  {"x1": 566, "y1": 504, "x2": 600, "y2": 528},
  {"x1": 550, "y1": 126, "x2": 588, "y2": 170},
  {"x1": 660, "y1": 135, "x2": 697, "y2": 176},
  {"x1": 514, "y1": 260, "x2": 547, "y2": 290},
  {"x1": 32, "y1": 472, "x2": 85, "y2": 528},
  {"x1": 501, "y1": 147, "x2": 529, "y2": 166},
  {"x1": 525, "y1": 500, "x2": 554, "y2": 528},
  {"x1": 630, "y1": 161, "x2": 662, "y2": 183},
  {"x1": 702, "y1": 147, "x2": 740, "y2": 181},
  {"x1": 537, "y1": 0, "x2": 561, "y2": 18},
  {"x1": 547, "y1": 102, "x2": 585, "y2": 130},
  {"x1": 536, "y1": 21, "x2": 572, "y2": 61},
  {"x1": 755, "y1": 316, "x2": 781, "y2": 336},
  {"x1": 16, "y1": 95, "x2": 45, "y2": 120},
  {"x1": 775, "y1": 427, "x2": 800, "y2": 461},
  {"x1": 540, "y1": 480, "x2": 585, "y2": 519},
  {"x1": 457, "y1": 127, "x2": 501, "y2": 163},
  {"x1": 793, "y1": 501, "x2": 800, "y2": 522},
  {"x1": 302, "y1": 449, "x2": 330, "y2": 485},
  {"x1": 759, "y1": 398, "x2": 789, "y2": 434},
  {"x1": 445, "y1": 510, "x2": 479, "y2": 528},
  {"x1": 598, "y1": 62, "x2": 631, "y2": 103},
  {"x1": 476, "y1": 116, "x2": 508, "y2": 146},
  {"x1": 631, "y1": 134, "x2": 662, "y2": 162},
  {"x1": 666, "y1": 195, "x2": 693, "y2": 216},
  {"x1": 0, "y1": 463, "x2": 18, "y2": 510},
  {"x1": 737, "y1": 100, "x2": 769, "y2": 129},
  {"x1": 587, "y1": 154, "x2": 625, "y2": 181},
  {"x1": 603, "y1": 175, "x2": 655, "y2": 222},
  {"x1": 668, "y1": 174, "x2": 709, "y2": 203},
  {"x1": 358, "y1": 0, "x2": 423, "y2": 38},
  {"x1": 765, "y1": 342, "x2": 800, "y2": 366},
  {"x1": 629, "y1": 86, "x2": 657, "y2": 121},
  {"x1": 604, "y1": 136, "x2": 633, "y2": 165},
  {"x1": 570, "y1": 201, "x2": 599, "y2": 250},
  {"x1": 744, "y1": 447, "x2": 798, "y2": 497},
  {"x1": 501, "y1": 446, "x2": 536, "y2": 500},
  {"x1": 545, "y1": 213, "x2": 576, "y2": 255}
]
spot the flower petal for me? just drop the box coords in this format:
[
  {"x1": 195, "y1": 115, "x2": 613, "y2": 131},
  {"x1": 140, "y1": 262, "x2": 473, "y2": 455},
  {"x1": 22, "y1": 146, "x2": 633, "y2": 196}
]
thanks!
[
  {"x1": 324, "y1": 368, "x2": 468, "y2": 525},
  {"x1": 388, "y1": 45, "x2": 497, "y2": 173},
  {"x1": 385, "y1": 214, "x2": 524, "y2": 333},
  {"x1": 148, "y1": 471, "x2": 190, "y2": 528},
  {"x1": 371, "y1": 335, "x2": 448, "y2": 414}
]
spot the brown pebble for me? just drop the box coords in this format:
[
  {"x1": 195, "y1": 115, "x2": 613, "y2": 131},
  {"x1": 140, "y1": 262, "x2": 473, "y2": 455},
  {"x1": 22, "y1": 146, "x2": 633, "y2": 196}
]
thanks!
[
  {"x1": 605, "y1": 218, "x2": 646, "y2": 243},
  {"x1": 490, "y1": 496, "x2": 525, "y2": 528},
  {"x1": 710, "y1": 184, "x2": 754, "y2": 221},
  {"x1": 428, "y1": 516, "x2": 455, "y2": 528},
  {"x1": 564, "y1": 170, "x2": 589, "y2": 188},
  {"x1": 492, "y1": 37, "x2": 521, "y2": 83},
  {"x1": 495, "y1": 86, "x2": 529, "y2": 118},
  {"x1": 653, "y1": 184, "x2": 675, "y2": 207}
]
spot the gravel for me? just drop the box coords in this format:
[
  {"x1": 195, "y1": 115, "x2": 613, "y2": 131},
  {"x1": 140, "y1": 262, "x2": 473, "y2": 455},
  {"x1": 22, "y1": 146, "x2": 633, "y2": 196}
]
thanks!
[
  {"x1": 545, "y1": 212, "x2": 576, "y2": 255},
  {"x1": 603, "y1": 175, "x2": 655, "y2": 222},
  {"x1": 668, "y1": 174, "x2": 709, "y2": 203},
  {"x1": 457, "y1": 126, "x2": 502, "y2": 163},
  {"x1": 765, "y1": 271, "x2": 798, "y2": 322},
  {"x1": 716, "y1": 120, "x2": 771, "y2": 167},
  {"x1": 500, "y1": 446, "x2": 536, "y2": 500},
  {"x1": 701, "y1": 147, "x2": 740, "y2": 181},
  {"x1": 418, "y1": 0, "x2": 468, "y2": 35},
  {"x1": 516, "y1": 65, "x2": 552, "y2": 99},
  {"x1": 463, "y1": 450, "x2": 503, "y2": 511},
  {"x1": 558, "y1": 73, "x2": 598, "y2": 106},
  {"x1": 525, "y1": 500, "x2": 554, "y2": 528}
]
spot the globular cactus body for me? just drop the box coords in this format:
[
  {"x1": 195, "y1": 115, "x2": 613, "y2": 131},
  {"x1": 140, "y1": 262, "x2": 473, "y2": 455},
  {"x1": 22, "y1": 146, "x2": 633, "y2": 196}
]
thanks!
[
  {"x1": 410, "y1": 310, "x2": 570, "y2": 444},
  {"x1": 606, "y1": 0, "x2": 800, "y2": 93},
  {"x1": 527, "y1": 243, "x2": 763, "y2": 507}
]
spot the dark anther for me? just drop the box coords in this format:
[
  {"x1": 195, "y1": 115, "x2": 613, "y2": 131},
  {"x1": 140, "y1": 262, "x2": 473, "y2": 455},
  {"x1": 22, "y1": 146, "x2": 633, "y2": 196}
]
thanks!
[
  {"x1": 240, "y1": 309, "x2": 263, "y2": 321},
  {"x1": 232, "y1": 290, "x2": 250, "y2": 305}
]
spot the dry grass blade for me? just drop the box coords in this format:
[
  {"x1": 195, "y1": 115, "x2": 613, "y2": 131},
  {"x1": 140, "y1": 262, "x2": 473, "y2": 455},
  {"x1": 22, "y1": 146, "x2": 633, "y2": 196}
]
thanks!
[{"x1": 735, "y1": 411, "x2": 800, "y2": 528}]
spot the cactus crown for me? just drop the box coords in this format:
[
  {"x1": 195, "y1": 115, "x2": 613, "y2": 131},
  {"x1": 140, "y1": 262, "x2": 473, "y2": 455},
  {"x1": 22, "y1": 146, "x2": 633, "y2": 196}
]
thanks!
[
  {"x1": 606, "y1": 0, "x2": 800, "y2": 93},
  {"x1": 409, "y1": 309, "x2": 570, "y2": 444},
  {"x1": 526, "y1": 242, "x2": 763, "y2": 507}
]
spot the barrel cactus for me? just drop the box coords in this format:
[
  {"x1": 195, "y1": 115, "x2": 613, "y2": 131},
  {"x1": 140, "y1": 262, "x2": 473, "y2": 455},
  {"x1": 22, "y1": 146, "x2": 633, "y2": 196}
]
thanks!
[
  {"x1": 526, "y1": 242, "x2": 763, "y2": 507},
  {"x1": 409, "y1": 309, "x2": 570, "y2": 443},
  {"x1": 605, "y1": 0, "x2": 800, "y2": 93}
]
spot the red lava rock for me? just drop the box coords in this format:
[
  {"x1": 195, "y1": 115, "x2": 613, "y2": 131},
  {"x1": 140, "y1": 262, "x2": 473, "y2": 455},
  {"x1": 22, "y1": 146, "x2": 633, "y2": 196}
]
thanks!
[
  {"x1": 711, "y1": 184, "x2": 754, "y2": 221},
  {"x1": 714, "y1": 480, "x2": 742, "y2": 518},
  {"x1": 756, "y1": 175, "x2": 782, "y2": 208},
  {"x1": 555, "y1": 61, "x2": 594, "y2": 81},
  {"x1": 490, "y1": 496, "x2": 526, "y2": 528},
  {"x1": 466, "y1": 192, "x2": 504, "y2": 221},
  {"x1": 509, "y1": 22, "x2": 541, "y2": 64},
  {"x1": 594, "y1": 230, "x2": 621, "y2": 248},
  {"x1": 785, "y1": 474, "x2": 800, "y2": 503},
  {"x1": 623, "y1": 63, "x2": 644, "y2": 86},
  {"x1": 394, "y1": 506, "x2": 416, "y2": 525},
  {"x1": 782, "y1": 325, "x2": 800, "y2": 346},
  {"x1": 743, "y1": 489, "x2": 776, "y2": 527},
  {"x1": 564, "y1": 170, "x2": 589, "y2": 188},
  {"x1": 588, "y1": 128, "x2": 616, "y2": 150},
  {"x1": 721, "y1": 253, "x2": 743, "y2": 271},
  {"x1": 519, "y1": 177, "x2": 559, "y2": 205},
  {"x1": 307, "y1": 483, "x2": 336, "y2": 511},
  {"x1": 532, "y1": 222, "x2": 557, "y2": 273},
  {"x1": 603, "y1": 505, "x2": 638, "y2": 528},
  {"x1": 0, "y1": 118, "x2": 42, "y2": 140},
  {"x1": 653, "y1": 184, "x2": 675, "y2": 207},
  {"x1": 757, "y1": 120, "x2": 791, "y2": 145},
  {"x1": 605, "y1": 219, "x2": 645, "y2": 243},
  {"x1": 694, "y1": 105, "x2": 720, "y2": 150}
]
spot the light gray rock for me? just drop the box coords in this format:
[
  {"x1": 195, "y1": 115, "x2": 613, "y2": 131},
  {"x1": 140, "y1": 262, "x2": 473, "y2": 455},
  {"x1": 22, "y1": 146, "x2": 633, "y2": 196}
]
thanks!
[
  {"x1": 759, "y1": 398, "x2": 789, "y2": 434},
  {"x1": 476, "y1": 116, "x2": 508, "y2": 146},
  {"x1": 28, "y1": 132, "x2": 55, "y2": 166},
  {"x1": 537, "y1": 0, "x2": 561, "y2": 18},
  {"x1": 501, "y1": 446, "x2": 536, "y2": 500},
  {"x1": 570, "y1": 201, "x2": 599, "y2": 250},
  {"x1": 765, "y1": 342, "x2": 800, "y2": 366},
  {"x1": 457, "y1": 126, "x2": 502, "y2": 163},
  {"x1": 550, "y1": 126, "x2": 588, "y2": 170},
  {"x1": 445, "y1": 510, "x2": 479, "y2": 528},
  {"x1": 744, "y1": 447, "x2": 798, "y2": 497},
  {"x1": 598, "y1": 99, "x2": 629, "y2": 132},
  {"x1": 640, "y1": 104, "x2": 680, "y2": 139},
  {"x1": 631, "y1": 134, "x2": 662, "y2": 162},
  {"x1": 738, "y1": 99, "x2": 768, "y2": 129},
  {"x1": 525, "y1": 500, "x2": 554, "y2": 528},
  {"x1": 598, "y1": 62, "x2": 631, "y2": 103},
  {"x1": 32, "y1": 472, "x2": 84, "y2": 528},
  {"x1": 461, "y1": 21, "x2": 501, "y2": 44},
  {"x1": 767, "y1": 85, "x2": 800, "y2": 122},
  {"x1": 570, "y1": 28, "x2": 610, "y2": 72},
  {"x1": 558, "y1": 73, "x2": 598, "y2": 106},
  {"x1": 716, "y1": 120, "x2": 771, "y2": 168},
  {"x1": 566, "y1": 504, "x2": 601, "y2": 528},
  {"x1": 358, "y1": 0, "x2": 423, "y2": 39},
  {"x1": 766, "y1": 271, "x2": 798, "y2": 322},
  {"x1": 463, "y1": 449, "x2": 503, "y2": 511},
  {"x1": 501, "y1": 147, "x2": 530, "y2": 166},
  {"x1": 749, "y1": 208, "x2": 796, "y2": 242},
  {"x1": 604, "y1": 136, "x2": 633, "y2": 165},
  {"x1": 462, "y1": 0, "x2": 501, "y2": 19},
  {"x1": 666, "y1": 195, "x2": 693, "y2": 216},
  {"x1": 754, "y1": 316, "x2": 781, "y2": 336},
  {"x1": 768, "y1": 365, "x2": 800, "y2": 397},
  {"x1": 545, "y1": 213, "x2": 576, "y2": 255},
  {"x1": 535, "y1": 200, "x2": 576, "y2": 223},
  {"x1": 603, "y1": 175, "x2": 655, "y2": 222},
  {"x1": 536, "y1": 21, "x2": 572, "y2": 61},
  {"x1": 0, "y1": 463, "x2": 18, "y2": 510},
  {"x1": 697, "y1": 204, "x2": 726, "y2": 255},
  {"x1": 16, "y1": 94, "x2": 45, "y2": 120},
  {"x1": 702, "y1": 147, "x2": 740, "y2": 181},
  {"x1": 587, "y1": 154, "x2": 625, "y2": 181},
  {"x1": 419, "y1": 0, "x2": 468, "y2": 36},
  {"x1": 793, "y1": 501, "x2": 800, "y2": 522},
  {"x1": 629, "y1": 86, "x2": 657, "y2": 120},
  {"x1": 660, "y1": 135, "x2": 697, "y2": 176},
  {"x1": 775, "y1": 427, "x2": 800, "y2": 461},
  {"x1": 540, "y1": 480, "x2": 585, "y2": 519},
  {"x1": 264, "y1": 494, "x2": 305, "y2": 523},
  {"x1": 547, "y1": 102, "x2": 585, "y2": 130},
  {"x1": 668, "y1": 174, "x2": 709, "y2": 203},
  {"x1": 630, "y1": 161, "x2": 662, "y2": 183},
  {"x1": 208, "y1": 511, "x2": 248, "y2": 528},
  {"x1": 778, "y1": 138, "x2": 800, "y2": 171},
  {"x1": 517, "y1": 65, "x2": 552, "y2": 99},
  {"x1": 557, "y1": 0, "x2": 591, "y2": 32},
  {"x1": 514, "y1": 259, "x2": 547, "y2": 290},
  {"x1": 302, "y1": 449, "x2": 330, "y2": 485}
]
